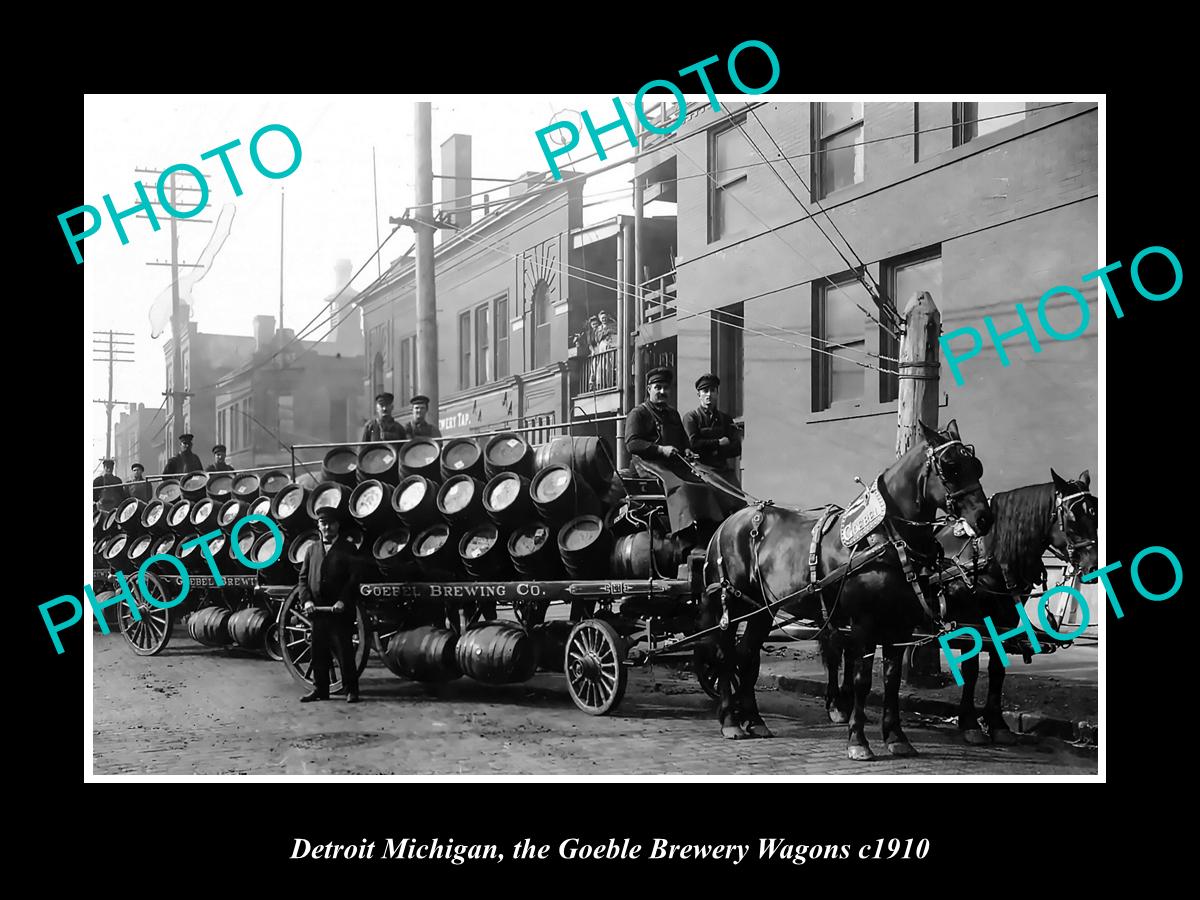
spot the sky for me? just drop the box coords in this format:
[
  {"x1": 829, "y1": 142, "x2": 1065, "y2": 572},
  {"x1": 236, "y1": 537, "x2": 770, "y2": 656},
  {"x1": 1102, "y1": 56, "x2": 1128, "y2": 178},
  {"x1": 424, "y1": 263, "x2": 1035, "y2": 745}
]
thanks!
[{"x1": 83, "y1": 94, "x2": 644, "y2": 471}]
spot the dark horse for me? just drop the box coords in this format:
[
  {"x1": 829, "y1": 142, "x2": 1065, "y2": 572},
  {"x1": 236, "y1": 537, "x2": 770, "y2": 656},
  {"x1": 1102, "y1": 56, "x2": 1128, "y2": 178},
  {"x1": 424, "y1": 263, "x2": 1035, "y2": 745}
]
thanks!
[
  {"x1": 698, "y1": 420, "x2": 993, "y2": 760},
  {"x1": 820, "y1": 469, "x2": 1097, "y2": 744}
]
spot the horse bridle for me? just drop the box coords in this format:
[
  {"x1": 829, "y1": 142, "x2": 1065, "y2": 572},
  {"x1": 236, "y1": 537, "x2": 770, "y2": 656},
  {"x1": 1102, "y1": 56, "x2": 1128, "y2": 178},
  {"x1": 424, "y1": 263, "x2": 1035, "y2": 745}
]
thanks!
[
  {"x1": 1050, "y1": 489, "x2": 1097, "y2": 567},
  {"x1": 915, "y1": 439, "x2": 985, "y2": 520}
]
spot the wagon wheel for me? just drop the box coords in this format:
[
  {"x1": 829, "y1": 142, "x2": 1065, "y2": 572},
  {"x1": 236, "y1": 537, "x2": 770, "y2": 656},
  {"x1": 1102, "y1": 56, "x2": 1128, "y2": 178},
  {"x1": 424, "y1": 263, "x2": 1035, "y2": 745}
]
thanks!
[
  {"x1": 278, "y1": 587, "x2": 370, "y2": 694},
  {"x1": 119, "y1": 571, "x2": 175, "y2": 657},
  {"x1": 565, "y1": 618, "x2": 628, "y2": 715},
  {"x1": 263, "y1": 622, "x2": 283, "y2": 661}
]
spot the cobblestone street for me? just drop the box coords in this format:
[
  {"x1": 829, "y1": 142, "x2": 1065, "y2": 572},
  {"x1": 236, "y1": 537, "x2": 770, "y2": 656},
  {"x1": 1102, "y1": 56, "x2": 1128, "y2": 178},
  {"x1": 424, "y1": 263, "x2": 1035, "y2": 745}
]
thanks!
[{"x1": 92, "y1": 633, "x2": 1096, "y2": 776}]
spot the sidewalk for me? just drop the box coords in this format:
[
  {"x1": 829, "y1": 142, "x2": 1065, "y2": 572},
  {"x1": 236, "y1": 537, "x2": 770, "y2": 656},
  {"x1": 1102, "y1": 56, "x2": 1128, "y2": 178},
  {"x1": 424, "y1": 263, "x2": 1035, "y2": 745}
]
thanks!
[{"x1": 666, "y1": 639, "x2": 1098, "y2": 744}]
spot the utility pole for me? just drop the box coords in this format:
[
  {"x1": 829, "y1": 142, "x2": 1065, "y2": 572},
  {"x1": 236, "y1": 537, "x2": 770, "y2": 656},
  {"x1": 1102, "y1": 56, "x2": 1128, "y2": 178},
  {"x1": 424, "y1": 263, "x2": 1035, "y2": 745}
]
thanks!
[
  {"x1": 894, "y1": 290, "x2": 945, "y2": 685},
  {"x1": 92, "y1": 330, "x2": 135, "y2": 462},
  {"x1": 413, "y1": 101, "x2": 439, "y2": 421},
  {"x1": 137, "y1": 167, "x2": 210, "y2": 450},
  {"x1": 279, "y1": 188, "x2": 286, "y2": 330}
]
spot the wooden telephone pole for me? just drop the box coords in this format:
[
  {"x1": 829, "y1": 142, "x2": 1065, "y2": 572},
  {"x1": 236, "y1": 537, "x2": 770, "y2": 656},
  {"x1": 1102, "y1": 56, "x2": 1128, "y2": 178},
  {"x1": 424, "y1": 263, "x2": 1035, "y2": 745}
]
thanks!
[{"x1": 893, "y1": 290, "x2": 945, "y2": 684}]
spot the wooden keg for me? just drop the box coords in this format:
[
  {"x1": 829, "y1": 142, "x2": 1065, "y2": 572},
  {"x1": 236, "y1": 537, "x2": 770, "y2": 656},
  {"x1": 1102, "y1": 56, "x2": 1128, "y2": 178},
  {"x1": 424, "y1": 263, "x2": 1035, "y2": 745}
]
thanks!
[
  {"x1": 412, "y1": 523, "x2": 464, "y2": 579},
  {"x1": 286, "y1": 530, "x2": 319, "y2": 571},
  {"x1": 102, "y1": 533, "x2": 130, "y2": 572},
  {"x1": 140, "y1": 499, "x2": 170, "y2": 535},
  {"x1": 455, "y1": 622, "x2": 537, "y2": 685},
  {"x1": 391, "y1": 475, "x2": 442, "y2": 530},
  {"x1": 372, "y1": 527, "x2": 419, "y2": 580},
  {"x1": 124, "y1": 533, "x2": 156, "y2": 570},
  {"x1": 482, "y1": 472, "x2": 534, "y2": 529},
  {"x1": 357, "y1": 444, "x2": 399, "y2": 485},
  {"x1": 231, "y1": 472, "x2": 260, "y2": 501},
  {"x1": 321, "y1": 446, "x2": 359, "y2": 487},
  {"x1": 459, "y1": 522, "x2": 514, "y2": 580},
  {"x1": 530, "y1": 464, "x2": 600, "y2": 527},
  {"x1": 610, "y1": 530, "x2": 682, "y2": 580},
  {"x1": 306, "y1": 481, "x2": 349, "y2": 523},
  {"x1": 180, "y1": 471, "x2": 210, "y2": 502},
  {"x1": 251, "y1": 531, "x2": 293, "y2": 584},
  {"x1": 349, "y1": 479, "x2": 397, "y2": 536},
  {"x1": 189, "y1": 497, "x2": 221, "y2": 534},
  {"x1": 247, "y1": 495, "x2": 274, "y2": 525},
  {"x1": 439, "y1": 437, "x2": 485, "y2": 481},
  {"x1": 217, "y1": 498, "x2": 248, "y2": 532},
  {"x1": 532, "y1": 435, "x2": 615, "y2": 497},
  {"x1": 483, "y1": 432, "x2": 534, "y2": 479},
  {"x1": 557, "y1": 515, "x2": 614, "y2": 579},
  {"x1": 398, "y1": 438, "x2": 441, "y2": 480},
  {"x1": 227, "y1": 607, "x2": 270, "y2": 649},
  {"x1": 384, "y1": 626, "x2": 460, "y2": 682},
  {"x1": 260, "y1": 470, "x2": 291, "y2": 498},
  {"x1": 206, "y1": 473, "x2": 234, "y2": 503},
  {"x1": 507, "y1": 521, "x2": 564, "y2": 580},
  {"x1": 166, "y1": 499, "x2": 194, "y2": 536},
  {"x1": 154, "y1": 480, "x2": 183, "y2": 504},
  {"x1": 115, "y1": 497, "x2": 147, "y2": 535},
  {"x1": 436, "y1": 474, "x2": 486, "y2": 527},
  {"x1": 271, "y1": 483, "x2": 312, "y2": 535}
]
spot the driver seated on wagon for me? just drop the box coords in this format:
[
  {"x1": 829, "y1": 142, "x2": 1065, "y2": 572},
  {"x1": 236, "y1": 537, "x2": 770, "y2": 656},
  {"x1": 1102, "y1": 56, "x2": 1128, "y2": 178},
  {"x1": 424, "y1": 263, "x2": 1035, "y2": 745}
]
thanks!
[{"x1": 623, "y1": 366, "x2": 745, "y2": 555}]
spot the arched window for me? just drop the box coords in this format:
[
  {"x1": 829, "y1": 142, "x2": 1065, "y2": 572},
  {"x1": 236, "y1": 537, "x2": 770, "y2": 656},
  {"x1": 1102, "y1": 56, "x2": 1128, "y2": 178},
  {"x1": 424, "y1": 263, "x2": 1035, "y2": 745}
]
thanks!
[{"x1": 372, "y1": 351, "x2": 384, "y2": 398}]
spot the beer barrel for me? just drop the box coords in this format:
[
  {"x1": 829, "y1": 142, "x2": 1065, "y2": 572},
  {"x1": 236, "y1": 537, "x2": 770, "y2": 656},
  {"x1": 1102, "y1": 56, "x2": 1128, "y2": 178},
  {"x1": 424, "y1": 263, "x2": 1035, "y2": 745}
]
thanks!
[
  {"x1": 286, "y1": 530, "x2": 319, "y2": 571},
  {"x1": 483, "y1": 432, "x2": 534, "y2": 479},
  {"x1": 391, "y1": 475, "x2": 441, "y2": 529},
  {"x1": 349, "y1": 479, "x2": 396, "y2": 536},
  {"x1": 321, "y1": 446, "x2": 359, "y2": 486},
  {"x1": 436, "y1": 474, "x2": 486, "y2": 526},
  {"x1": 125, "y1": 533, "x2": 156, "y2": 570},
  {"x1": 455, "y1": 622, "x2": 537, "y2": 685},
  {"x1": 399, "y1": 438, "x2": 441, "y2": 480},
  {"x1": 530, "y1": 464, "x2": 600, "y2": 527},
  {"x1": 232, "y1": 473, "x2": 260, "y2": 501},
  {"x1": 180, "y1": 471, "x2": 210, "y2": 502},
  {"x1": 152, "y1": 533, "x2": 178, "y2": 560},
  {"x1": 217, "y1": 498, "x2": 248, "y2": 532},
  {"x1": 102, "y1": 507, "x2": 121, "y2": 536},
  {"x1": 227, "y1": 530, "x2": 256, "y2": 573},
  {"x1": 155, "y1": 480, "x2": 182, "y2": 504},
  {"x1": 227, "y1": 607, "x2": 270, "y2": 649},
  {"x1": 384, "y1": 626, "x2": 460, "y2": 682},
  {"x1": 306, "y1": 481, "x2": 349, "y2": 523},
  {"x1": 93, "y1": 508, "x2": 105, "y2": 539},
  {"x1": 610, "y1": 530, "x2": 682, "y2": 580},
  {"x1": 206, "y1": 473, "x2": 234, "y2": 502},
  {"x1": 93, "y1": 537, "x2": 110, "y2": 570},
  {"x1": 532, "y1": 435, "x2": 615, "y2": 497},
  {"x1": 189, "y1": 497, "x2": 221, "y2": 534},
  {"x1": 188, "y1": 607, "x2": 232, "y2": 646},
  {"x1": 459, "y1": 522, "x2": 514, "y2": 580},
  {"x1": 373, "y1": 527, "x2": 419, "y2": 580},
  {"x1": 260, "y1": 470, "x2": 291, "y2": 498},
  {"x1": 251, "y1": 531, "x2": 293, "y2": 584},
  {"x1": 271, "y1": 483, "x2": 312, "y2": 534},
  {"x1": 357, "y1": 444, "x2": 399, "y2": 485},
  {"x1": 558, "y1": 514, "x2": 613, "y2": 579},
  {"x1": 166, "y1": 499, "x2": 193, "y2": 536},
  {"x1": 412, "y1": 523, "x2": 464, "y2": 579},
  {"x1": 483, "y1": 472, "x2": 533, "y2": 529},
  {"x1": 176, "y1": 532, "x2": 207, "y2": 573},
  {"x1": 141, "y1": 499, "x2": 169, "y2": 535},
  {"x1": 247, "y1": 495, "x2": 274, "y2": 525},
  {"x1": 116, "y1": 497, "x2": 147, "y2": 535},
  {"x1": 440, "y1": 437, "x2": 485, "y2": 481},
  {"x1": 507, "y1": 521, "x2": 564, "y2": 579}
]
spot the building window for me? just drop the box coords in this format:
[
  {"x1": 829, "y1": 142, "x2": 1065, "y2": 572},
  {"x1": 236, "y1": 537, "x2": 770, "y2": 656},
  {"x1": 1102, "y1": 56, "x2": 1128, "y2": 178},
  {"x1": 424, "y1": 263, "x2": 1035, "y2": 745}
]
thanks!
[
  {"x1": 812, "y1": 274, "x2": 872, "y2": 412},
  {"x1": 458, "y1": 311, "x2": 471, "y2": 390},
  {"x1": 814, "y1": 102, "x2": 864, "y2": 198},
  {"x1": 494, "y1": 295, "x2": 509, "y2": 379},
  {"x1": 709, "y1": 117, "x2": 755, "y2": 242},
  {"x1": 883, "y1": 249, "x2": 943, "y2": 403},
  {"x1": 953, "y1": 102, "x2": 1025, "y2": 146},
  {"x1": 475, "y1": 303, "x2": 490, "y2": 385},
  {"x1": 399, "y1": 335, "x2": 416, "y2": 405},
  {"x1": 532, "y1": 281, "x2": 551, "y2": 370},
  {"x1": 710, "y1": 303, "x2": 744, "y2": 419}
]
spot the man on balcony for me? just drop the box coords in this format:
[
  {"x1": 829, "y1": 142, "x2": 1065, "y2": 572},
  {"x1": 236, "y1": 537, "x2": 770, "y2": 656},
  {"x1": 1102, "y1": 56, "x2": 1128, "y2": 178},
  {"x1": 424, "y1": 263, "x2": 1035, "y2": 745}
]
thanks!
[{"x1": 682, "y1": 374, "x2": 742, "y2": 489}]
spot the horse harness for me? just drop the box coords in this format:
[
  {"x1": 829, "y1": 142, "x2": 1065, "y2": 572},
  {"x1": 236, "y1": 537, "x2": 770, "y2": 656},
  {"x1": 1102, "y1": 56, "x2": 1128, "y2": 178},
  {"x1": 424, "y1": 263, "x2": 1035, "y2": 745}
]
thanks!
[
  {"x1": 1047, "y1": 489, "x2": 1097, "y2": 573},
  {"x1": 710, "y1": 440, "x2": 980, "y2": 631}
]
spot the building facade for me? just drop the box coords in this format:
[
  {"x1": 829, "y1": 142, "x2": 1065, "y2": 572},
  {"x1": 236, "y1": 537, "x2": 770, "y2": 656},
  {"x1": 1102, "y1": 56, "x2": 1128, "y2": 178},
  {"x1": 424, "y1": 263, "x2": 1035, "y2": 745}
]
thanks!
[
  {"x1": 633, "y1": 100, "x2": 1098, "y2": 506},
  {"x1": 112, "y1": 402, "x2": 164, "y2": 475}
]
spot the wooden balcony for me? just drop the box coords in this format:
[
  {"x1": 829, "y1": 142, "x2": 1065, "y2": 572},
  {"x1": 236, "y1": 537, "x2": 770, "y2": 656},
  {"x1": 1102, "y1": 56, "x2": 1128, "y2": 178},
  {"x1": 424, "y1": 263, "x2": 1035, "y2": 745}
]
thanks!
[{"x1": 641, "y1": 270, "x2": 677, "y2": 323}]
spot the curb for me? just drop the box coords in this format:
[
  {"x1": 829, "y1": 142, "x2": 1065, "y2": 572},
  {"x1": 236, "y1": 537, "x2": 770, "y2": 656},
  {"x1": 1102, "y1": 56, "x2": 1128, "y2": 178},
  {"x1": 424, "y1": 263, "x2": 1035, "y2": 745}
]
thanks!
[{"x1": 658, "y1": 658, "x2": 1097, "y2": 752}]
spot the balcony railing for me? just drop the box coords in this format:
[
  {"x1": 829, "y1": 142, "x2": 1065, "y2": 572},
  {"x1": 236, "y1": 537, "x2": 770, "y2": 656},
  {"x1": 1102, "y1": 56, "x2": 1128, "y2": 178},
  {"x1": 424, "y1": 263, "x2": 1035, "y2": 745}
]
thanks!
[
  {"x1": 642, "y1": 270, "x2": 677, "y2": 322},
  {"x1": 577, "y1": 347, "x2": 618, "y2": 394}
]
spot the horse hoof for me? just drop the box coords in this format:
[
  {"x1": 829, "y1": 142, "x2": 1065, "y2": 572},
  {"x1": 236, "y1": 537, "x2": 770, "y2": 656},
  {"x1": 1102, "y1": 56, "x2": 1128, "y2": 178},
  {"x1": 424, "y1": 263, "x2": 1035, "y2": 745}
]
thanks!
[
  {"x1": 847, "y1": 744, "x2": 876, "y2": 761},
  {"x1": 827, "y1": 708, "x2": 849, "y2": 725},
  {"x1": 887, "y1": 741, "x2": 918, "y2": 758},
  {"x1": 744, "y1": 721, "x2": 775, "y2": 739},
  {"x1": 990, "y1": 728, "x2": 1017, "y2": 746},
  {"x1": 722, "y1": 725, "x2": 750, "y2": 740},
  {"x1": 962, "y1": 729, "x2": 990, "y2": 746}
]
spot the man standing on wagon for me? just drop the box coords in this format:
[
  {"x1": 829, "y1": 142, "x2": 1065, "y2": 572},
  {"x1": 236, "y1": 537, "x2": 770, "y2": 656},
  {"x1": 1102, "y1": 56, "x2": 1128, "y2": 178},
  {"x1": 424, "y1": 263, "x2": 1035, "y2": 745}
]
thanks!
[
  {"x1": 298, "y1": 506, "x2": 363, "y2": 704},
  {"x1": 405, "y1": 394, "x2": 442, "y2": 439},
  {"x1": 361, "y1": 392, "x2": 407, "y2": 450}
]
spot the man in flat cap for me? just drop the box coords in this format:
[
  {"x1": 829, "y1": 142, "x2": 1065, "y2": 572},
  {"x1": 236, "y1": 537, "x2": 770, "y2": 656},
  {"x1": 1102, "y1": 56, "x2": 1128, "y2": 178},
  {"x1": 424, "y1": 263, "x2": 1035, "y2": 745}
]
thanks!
[
  {"x1": 405, "y1": 394, "x2": 442, "y2": 439},
  {"x1": 361, "y1": 392, "x2": 406, "y2": 449},
  {"x1": 207, "y1": 444, "x2": 234, "y2": 473},
  {"x1": 625, "y1": 367, "x2": 691, "y2": 468},
  {"x1": 298, "y1": 506, "x2": 363, "y2": 703},
  {"x1": 127, "y1": 462, "x2": 153, "y2": 502},
  {"x1": 683, "y1": 374, "x2": 743, "y2": 489},
  {"x1": 93, "y1": 458, "x2": 126, "y2": 511},
  {"x1": 164, "y1": 434, "x2": 204, "y2": 477}
]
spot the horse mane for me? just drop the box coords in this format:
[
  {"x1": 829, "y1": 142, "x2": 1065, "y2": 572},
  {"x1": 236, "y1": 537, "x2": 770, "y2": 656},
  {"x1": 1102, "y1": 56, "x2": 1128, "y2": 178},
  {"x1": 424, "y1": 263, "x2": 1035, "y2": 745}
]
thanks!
[{"x1": 987, "y1": 483, "x2": 1055, "y2": 588}]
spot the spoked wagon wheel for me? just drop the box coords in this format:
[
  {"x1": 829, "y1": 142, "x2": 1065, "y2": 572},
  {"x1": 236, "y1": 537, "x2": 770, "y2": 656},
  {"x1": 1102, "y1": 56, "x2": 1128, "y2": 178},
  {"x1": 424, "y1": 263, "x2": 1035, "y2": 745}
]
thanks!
[
  {"x1": 565, "y1": 618, "x2": 628, "y2": 715},
  {"x1": 694, "y1": 656, "x2": 742, "y2": 701},
  {"x1": 119, "y1": 571, "x2": 175, "y2": 657},
  {"x1": 263, "y1": 621, "x2": 283, "y2": 661},
  {"x1": 278, "y1": 587, "x2": 370, "y2": 693}
]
